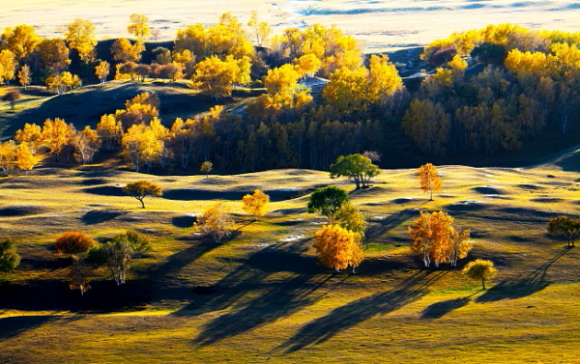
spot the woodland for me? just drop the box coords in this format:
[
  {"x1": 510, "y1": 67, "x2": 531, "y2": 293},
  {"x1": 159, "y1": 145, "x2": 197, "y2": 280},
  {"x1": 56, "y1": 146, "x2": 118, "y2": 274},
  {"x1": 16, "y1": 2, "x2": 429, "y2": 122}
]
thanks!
[{"x1": 0, "y1": 11, "x2": 580, "y2": 364}]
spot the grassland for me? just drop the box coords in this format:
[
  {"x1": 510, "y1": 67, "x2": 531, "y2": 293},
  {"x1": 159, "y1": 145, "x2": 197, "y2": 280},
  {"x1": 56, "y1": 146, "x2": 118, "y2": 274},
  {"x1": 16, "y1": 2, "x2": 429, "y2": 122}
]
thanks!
[{"x1": 1, "y1": 151, "x2": 580, "y2": 363}]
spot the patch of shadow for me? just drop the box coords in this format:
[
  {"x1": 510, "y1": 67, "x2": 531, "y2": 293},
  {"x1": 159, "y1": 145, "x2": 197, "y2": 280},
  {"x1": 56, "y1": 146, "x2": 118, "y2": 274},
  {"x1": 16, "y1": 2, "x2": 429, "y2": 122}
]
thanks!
[
  {"x1": 530, "y1": 198, "x2": 564, "y2": 203},
  {"x1": 517, "y1": 184, "x2": 544, "y2": 191},
  {"x1": 163, "y1": 189, "x2": 239, "y2": 201},
  {"x1": 171, "y1": 215, "x2": 197, "y2": 228},
  {"x1": 83, "y1": 186, "x2": 126, "y2": 196},
  {"x1": 364, "y1": 202, "x2": 384, "y2": 206},
  {"x1": 0, "y1": 204, "x2": 48, "y2": 217},
  {"x1": 420, "y1": 297, "x2": 470, "y2": 319},
  {"x1": 80, "y1": 178, "x2": 108, "y2": 186},
  {"x1": 271, "y1": 208, "x2": 307, "y2": 215},
  {"x1": 445, "y1": 201, "x2": 488, "y2": 212},
  {"x1": 472, "y1": 186, "x2": 505, "y2": 195},
  {"x1": 495, "y1": 207, "x2": 559, "y2": 220},
  {"x1": 366, "y1": 209, "x2": 417, "y2": 242},
  {"x1": 391, "y1": 197, "x2": 415, "y2": 204},
  {"x1": 81, "y1": 210, "x2": 127, "y2": 225},
  {"x1": 192, "y1": 285, "x2": 220, "y2": 295},
  {"x1": 0, "y1": 315, "x2": 57, "y2": 340}
]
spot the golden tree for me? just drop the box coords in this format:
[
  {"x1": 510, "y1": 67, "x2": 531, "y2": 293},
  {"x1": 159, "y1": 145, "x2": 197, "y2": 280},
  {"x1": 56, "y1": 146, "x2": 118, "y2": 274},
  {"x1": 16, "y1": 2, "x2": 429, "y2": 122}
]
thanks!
[
  {"x1": 190, "y1": 56, "x2": 246, "y2": 99},
  {"x1": 242, "y1": 189, "x2": 270, "y2": 221},
  {"x1": 0, "y1": 140, "x2": 16, "y2": 176},
  {"x1": 334, "y1": 202, "x2": 367, "y2": 240},
  {"x1": 111, "y1": 38, "x2": 144, "y2": 63},
  {"x1": 0, "y1": 49, "x2": 17, "y2": 84},
  {"x1": 15, "y1": 142, "x2": 38, "y2": 175},
  {"x1": 94, "y1": 60, "x2": 110, "y2": 83},
  {"x1": 96, "y1": 114, "x2": 122, "y2": 150},
  {"x1": 128, "y1": 14, "x2": 151, "y2": 40},
  {"x1": 123, "y1": 180, "x2": 162, "y2": 208},
  {"x1": 418, "y1": 163, "x2": 442, "y2": 201},
  {"x1": 17, "y1": 64, "x2": 31, "y2": 89},
  {"x1": 462, "y1": 259, "x2": 497, "y2": 290},
  {"x1": 70, "y1": 126, "x2": 101, "y2": 165},
  {"x1": 37, "y1": 38, "x2": 70, "y2": 74},
  {"x1": 121, "y1": 124, "x2": 163, "y2": 172},
  {"x1": 407, "y1": 211, "x2": 471, "y2": 268},
  {"x1": 196, "y1": 202, "x2": 235, "y2": 243},
  {"x1": 55, "y1": 231, "x2": 96, "y2": 256},
  {"x1": 313, "y1": 224, "x2": 363, "y2": 273},
  {"x1": 1, "y1": 24, "x2": 41, "y2": 62},
  {"x1": 41, "y1": 118, "x2": 74, "y2": 161},
  {"x1": 65, "y1": 18, "x2": 97, "y2": 62},
  {"x1": 247, "y1": 11, "x2": 272, "y2": 47}
]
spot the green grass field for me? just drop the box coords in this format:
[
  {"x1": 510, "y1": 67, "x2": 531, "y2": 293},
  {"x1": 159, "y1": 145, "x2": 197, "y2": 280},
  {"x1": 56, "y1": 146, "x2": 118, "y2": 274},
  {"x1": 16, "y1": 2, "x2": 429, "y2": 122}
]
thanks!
[{"x1": 1, "y1": 152, "x2": 580, "y2": 363}]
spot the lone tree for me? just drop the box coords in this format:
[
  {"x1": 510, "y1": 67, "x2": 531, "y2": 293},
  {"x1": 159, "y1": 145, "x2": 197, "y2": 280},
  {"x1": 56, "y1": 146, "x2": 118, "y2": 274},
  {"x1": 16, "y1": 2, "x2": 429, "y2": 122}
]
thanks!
[
  {"x1": 418, "y1": 163, "x2": 442, "y2": 201},
  {"x1": 329, "y1": 154, "x2": 381, "y2": 190},
  {"x1": 196, "y1": 202, "x2": 235, "y2": 243},
  {"x1": 68, "y1": 256, "x2": 93, "y2": 295},
  {"x1": 0, "y1": 238, "x2": 20, "y2": 273},
  {"x1": 462, "y1": 259, "x2": 497, "y2": 290},
  {"x1": 2, "y1": 90, "x2": 21, "y2": 110},
  {"x1": 242, "y1": 189, "x2": 270, "y2": 221},
  {"x1": 200, "y1": 161, "x2": 213, "y2": 178},
  {"x1": 547, "y1": 215, "x2": 580, "y2": 247},
  {"x1": 313, "y1": 224, "x2": 363, "y2": 274},
  {"x1": 407, "y1": 211, "x2": 471, "y2": 268},
  {"x1": 123, "y1": 180, "x2": 162, "y2": 208},
  {"x1": 55, "y1": 231, "x2": 96, "y2": 256},
  {"x1": 307, "y1": 186, "x2": 349, "y2": 223}
]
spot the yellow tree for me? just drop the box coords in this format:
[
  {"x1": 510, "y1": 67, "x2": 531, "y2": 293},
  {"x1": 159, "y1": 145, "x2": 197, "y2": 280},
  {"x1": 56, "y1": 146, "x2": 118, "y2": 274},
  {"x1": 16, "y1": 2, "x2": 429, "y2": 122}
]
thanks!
[
  {"x1": 70, "y1": 126, "x2": 101, "y2": 165},
  {"x1": 111, "y1": 38, "x2": 144, "y2": 63},
  {"x1": 242, "y1": 189, "x2": 270, "y2": 221},
  {"x1": 294, "y1": 53, "x2": 321, "y2": 78},
  {"x1": 128, "y1": 14, "x2": 151, "y2": 40},
  {"x1": 196, "y1": 202, "x2": 235, "y2": 243},
  {"x1": 37, "y1": 38, "x2": 70, "y2": 74},
  {"x1": 322, "y1": 66, "x2": 369, "y2": 115},
  {"x1": 41, "y1": 118, "x2": 75, "y2": 161},
  {"x1": 191, "y1": 56, "x2": 241, "y2": 99},
  {"x1": 65, "y1": 18, "x2": 97, "y2": 62},
  {"x1": 367, "y1": 54, "x2": 403, "y2": 105},
  {"x1": 200, "y1": 160, "x2": 213, "y2": 178},
  {"x1": 0, "y1": 140, "x2": 16, "y2": 175},
  {"x1": 15, "y1": 123, "x2": 42, "y2": 153},
  {"x1": 462, "y1": 259, "x2": 497, "y2": 290},
  {"x1": 17, "y1": 64, "x2": 31, "y2": 89},
  {"x1": 96, "y1": 114, "x2": 123, "y2": 151},
  {"x1": 94, "y1": 60, "x2": 110, "y2": 83},
  {"x1": 121, "y1": 123, "x2": 163, "y2": 172},
  {"x1": 0, "y1": 49, "x2": 17, "y2": 84},
  {"x1": 313, "y1": 224, "x2": 363, "y2": 273},
  {"x1": 334, "y1": 202, "x2": 367, "y2": 241},
  {"x1": 123, "y1": 180, "x2": 162, "y2": 208},
  {"x1": 418, "y1": 163, "x2": 442, "y2": 201},
  {"x1": 15, "y1": 142, "x2": 39, "y2": 175},
  {"x1": 247, "y1": 11, "x2": 271, "y2": 47},
  {"x1": 1, "y1": 24, "x2": 41, "y2": 62}
]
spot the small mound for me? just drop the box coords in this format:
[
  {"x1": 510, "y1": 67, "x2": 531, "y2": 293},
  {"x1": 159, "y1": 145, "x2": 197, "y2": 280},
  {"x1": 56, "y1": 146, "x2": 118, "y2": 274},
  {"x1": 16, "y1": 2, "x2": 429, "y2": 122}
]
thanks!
[
  {"x1": 391, "y1": 197, "x2": 415, "y2": 204},
  {"x1": 83, "y1": 186, "x2": 126, "y2": 196},
  {"x1": 0, "y1": 204, "x2": 49, "y2": 217},
  {"x1": 472, "y1": 186, "x2": 505, "y2": 195},
  {"x1": 81, "y1": 178, "x2": 108, "y2": 186},
  {"x1": 172, "y1": 215, "x2": 198, "y2": 228},
  {"x1": 518, "y1": 184, "x2": 544, "y2": 190},
  {"x1": 81, "y1": 210, "x2": 127, "y2": 225},
  {"x1": 530, "y1": 198, "x2": 564, "y2": 203}
]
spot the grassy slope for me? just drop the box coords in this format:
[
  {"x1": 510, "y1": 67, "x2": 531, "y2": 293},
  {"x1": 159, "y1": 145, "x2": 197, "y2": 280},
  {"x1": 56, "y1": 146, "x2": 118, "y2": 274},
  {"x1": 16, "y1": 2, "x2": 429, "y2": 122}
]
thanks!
[{"x1": 0, "y1": 156, "x2": 580, "y2": 363}]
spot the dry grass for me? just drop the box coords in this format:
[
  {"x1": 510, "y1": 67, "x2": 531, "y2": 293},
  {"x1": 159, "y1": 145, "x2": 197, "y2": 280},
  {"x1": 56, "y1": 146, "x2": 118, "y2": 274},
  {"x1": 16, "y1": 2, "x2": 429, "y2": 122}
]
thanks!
[{"x1": 0, "y1": 157, "x2": 580, "y2": 363}]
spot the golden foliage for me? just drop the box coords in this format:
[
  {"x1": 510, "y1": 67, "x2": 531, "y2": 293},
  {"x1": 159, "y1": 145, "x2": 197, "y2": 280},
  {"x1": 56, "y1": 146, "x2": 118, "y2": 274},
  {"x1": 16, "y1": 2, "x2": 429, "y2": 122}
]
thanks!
[
  {"x1": 418, "y1": 163, "x2": 442, "y2": 200},
  {"x1": 462, "y1": 259, "x2": 497, "y2": 289},
  {"x1": 0, "y1": 140, "x2": 16, "y2": 175},
  {"x1": 65, "y1": 18, "x2": 97, "y2": 62},
  {"x1": 242, "y1": 189, "x2": 270, "y2": 219},
  {"x1": 197, "y1": 202, "x2": 234, "y2": 243},
  {"x1": 0, "y1": 49, "x2": 17, "y2": 84},
  {"x1": 41, "y1": 118, "x2": 75, "y2": 161},
  {"x1": 128, "y1": 14, "x2": 151, "y2": 40},
  {"x1": 313, "y1": 224, "x2": 363, "y2": 273},
  {"x1": 55, "y1": 231, "x2": 96, "y2": 256},
  {"x1": 123, "y1": 180, "x2": 162, "y2": 208}
]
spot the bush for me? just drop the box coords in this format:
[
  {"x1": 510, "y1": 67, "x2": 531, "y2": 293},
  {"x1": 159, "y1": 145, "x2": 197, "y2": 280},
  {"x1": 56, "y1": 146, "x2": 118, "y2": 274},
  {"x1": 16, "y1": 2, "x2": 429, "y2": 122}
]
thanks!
[{"x1": 55, "y1": 231, "x2": 96, "y2": 256}]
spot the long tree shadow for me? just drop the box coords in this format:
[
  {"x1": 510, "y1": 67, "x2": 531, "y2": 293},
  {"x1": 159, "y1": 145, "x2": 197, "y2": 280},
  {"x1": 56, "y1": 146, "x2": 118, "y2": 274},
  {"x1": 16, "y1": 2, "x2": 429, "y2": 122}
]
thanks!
[
  {"x1": 476, "y1": 247, "x2": 571, "y2": 303},
  {"x1": 0, "y1": 316, "x2": 57, "y2": 340},
  {"x1": 365, "y1": 208, "x2": 418, "y2": 242},
  {"x1": 190, "y1": 273, "x2": 332, "y2": 346},
  {"x1": 277, "y1": 270, "x2": 447, "y2": 353},
  {"x1": 420, "y1": 294, "x2": 475, "y2": 319}
]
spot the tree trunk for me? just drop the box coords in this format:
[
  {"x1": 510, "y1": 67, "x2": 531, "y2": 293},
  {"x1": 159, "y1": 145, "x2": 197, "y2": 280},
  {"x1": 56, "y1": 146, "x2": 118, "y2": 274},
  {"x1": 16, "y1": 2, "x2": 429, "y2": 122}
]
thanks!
[
  {"x1": 139, "y1": 198, "x2": 145, "y2": 208},
  {"x1": 482, "y1": 279, "x2": 486, "y2": 290},
  {"x1": 429, "y1": 188, "x2": 433, "y2": 201}
]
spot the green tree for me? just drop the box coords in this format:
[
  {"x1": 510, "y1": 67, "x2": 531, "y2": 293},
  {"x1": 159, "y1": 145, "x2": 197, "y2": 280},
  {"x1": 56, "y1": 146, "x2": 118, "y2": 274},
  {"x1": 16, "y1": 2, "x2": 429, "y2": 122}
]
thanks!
[
  {"x1": 547, "y1": 216, "x2": 580, "y2": 247},
  {"x1": 0, "y1": 238, "x2": 20, "y2": 273},
  {"x1": 462, "y1": 259, "x2": 497, "y2": 290},
  {"x1": 329, "y1": 153, "x2": 381, "y2": 189},
  {"x1": 123, "y1": 180, "x2": 162, "y2": 208},
  {"x1": 334, "y1": 202, "x2": 367, "y2": 240},
  {"x1": 200, "y1": 160, "x2": 213, "y2": 178},
  {"x1": 307, "y1": 186, "x2": 349, "y2": 222}
]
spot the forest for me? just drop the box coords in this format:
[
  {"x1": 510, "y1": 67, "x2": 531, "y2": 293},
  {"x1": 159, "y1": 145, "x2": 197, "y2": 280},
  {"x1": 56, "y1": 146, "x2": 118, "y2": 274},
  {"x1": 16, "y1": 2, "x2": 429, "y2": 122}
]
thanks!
[{"x1": 2, "y1": 15, "x2": 580, "y2": 173}]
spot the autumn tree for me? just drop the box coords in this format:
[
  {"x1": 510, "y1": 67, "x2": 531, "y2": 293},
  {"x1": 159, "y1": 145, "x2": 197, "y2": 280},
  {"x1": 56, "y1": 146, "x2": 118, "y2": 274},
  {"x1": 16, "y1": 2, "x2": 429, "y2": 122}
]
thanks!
[
  {"x1": 15, "y1": 142, "x2": 38, "y2": 175},
  {"x1": 0, "y1": 238, "x2": 20, "y2": 273},
  {"x1": 334, "y1": 202, "x2": 367, "y2": 240},
  {"x1": 128, "y1": 14, "x2": 151, "y2": 41},
  {"x1": 0, "y1": 140, "x2": 16, "y2": 175},
  {"x1": 547, "y1": 216, "x2": 580, "y2": 247},
  {"x1": 196, "y1": 202, "x2": 235, "y2": 243},
  {"x1": 37, "y1": 38, "x2": 70, "y2": 74},
  {"x1": 307, "y1": 186, "x2": 349, "y2": 222},
  {"x1": 111, "y1": 38, "x2": 144, "y2": 63},
  {"x1": 2, "y1": 90, "x2": 20, "y2": 110},
  {"x1": 0, "y1": 49, "x2": 17, "y2": 84},
  {"x1": 96, "y1": 114, "x2": 123, "y2": 151},
  {"x1": 407, "y1": 211, "x2": 471, "y2": 268},
  {"x1": 462, "y1": 259, "x2": 497, "y2": 290},
  {"x1": 402, "y1": 99, "x2": 450, "y2": 156},
  {"x1": 17, "y1": 65, "x2": 31, "y2": 89},
  {"x1": 41, "y1": 118, "x2": 74, "y2": 161},
  {"x1": 418, "y1": 163, "x2": 442, "y2": 201},
  {"x1": 247, "y1": 12, "x2": 271, "y2": 47},
  {"x1": 121, "y1": 123, "x2": 163, "y2": 172},
  {"x1": 95, "y1": 60, "x2": 110, "y2": 83},
  {"x1": 0, "y1": 24, "x2": 41, "y2": 62},
  {"x1": 70, "y1": 126, "x2": 101, "y2": 165},
  {"x1": 242, "y1": 189, "x2": 270, "y2": 221},
  {"x1": 313, "y1": 224, "x2": 363, "y2": 273},
  {"x1": 65, "y1": 18, "x2": 97, "y2": 62},
  {"x1": 123, "y1": 180, "x2": 162, "y2": 208},
  {"x1": 329, "y1": 153, "x2": 381, "y2": 190},
  {"x1": 200, "y1": 160, "x2": 213, "y2": 178},
  {"x1": 87, "y1": 231, "x2": 152, "y2": 285},
  {"x1": 55, "y1": 231, "x2": 96, "y2": 256},
  {"x1": 191, "y1": 56, "x2": 249, "y2": 99},
  {"x1": 68, "y1": 256, "x2": 92, "y2": 295}
]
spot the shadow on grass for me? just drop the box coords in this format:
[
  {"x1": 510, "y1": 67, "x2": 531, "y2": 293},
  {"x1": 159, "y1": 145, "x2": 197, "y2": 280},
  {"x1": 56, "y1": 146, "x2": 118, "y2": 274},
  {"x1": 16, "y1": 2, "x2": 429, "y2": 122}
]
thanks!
[
  {"x1": 171, "y1": 215, "x2": 197, "y2": 228},
  {"x1": 365, "y1": 208, "x2": 418, "y2": 242},
  {"x1": 277, "y1": 270, "x2": 447, "y2": 353},
  {"x1": 476, "y1": 247, "x2": 571, "y2": 303},
  {"x1": 0, "y1": 315, "x2": 57, "y2": 340},
  {"x1": 420, "y1": 297, "x2": 471, "y2": 319},
  {"x1": 83, "y1": 186, "x2": 125, "y2": 196},
  {"x1": 80, "y1": 210, "x2": 127, "y2": 225}
]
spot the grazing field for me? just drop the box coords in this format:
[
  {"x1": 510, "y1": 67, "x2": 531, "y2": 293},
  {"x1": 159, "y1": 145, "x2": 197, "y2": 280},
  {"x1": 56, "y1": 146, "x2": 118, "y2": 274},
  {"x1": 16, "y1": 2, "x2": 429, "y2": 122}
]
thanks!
[
  {"x1": 0, "y1": 0, "x2": 578, "y2": 51},
  {"x1": 1, "y1": 153, "x2": 580, "y2": 363}
]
